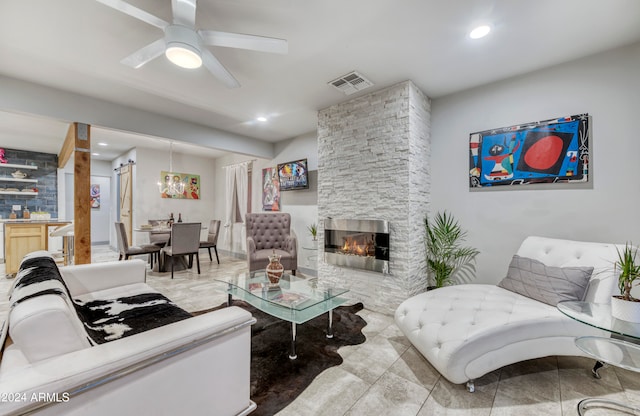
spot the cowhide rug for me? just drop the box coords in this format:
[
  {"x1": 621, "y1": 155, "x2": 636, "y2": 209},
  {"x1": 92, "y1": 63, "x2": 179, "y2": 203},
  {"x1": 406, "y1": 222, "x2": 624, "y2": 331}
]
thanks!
[{"x1": 195, "y1": 300, "x2": 367, "y2": 416}]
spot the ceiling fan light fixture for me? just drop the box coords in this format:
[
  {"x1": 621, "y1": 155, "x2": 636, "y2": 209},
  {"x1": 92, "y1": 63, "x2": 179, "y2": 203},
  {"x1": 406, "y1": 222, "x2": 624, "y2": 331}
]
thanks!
[
  {"x1": 165, "y1": 25, "x2": 202, "y2": 69},
  {"x1": 469, "y1": 25, "x2": 491, "y2": 39},
  {"x1": 166, "y1": 44, "x2": 202, "y2": 68}
]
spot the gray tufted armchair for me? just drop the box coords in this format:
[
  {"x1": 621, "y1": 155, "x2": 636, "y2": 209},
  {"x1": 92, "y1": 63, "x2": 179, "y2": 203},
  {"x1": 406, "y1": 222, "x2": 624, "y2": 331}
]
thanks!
[{"x1": 246, "y1": 213, "x2": 297, "y2": 275}]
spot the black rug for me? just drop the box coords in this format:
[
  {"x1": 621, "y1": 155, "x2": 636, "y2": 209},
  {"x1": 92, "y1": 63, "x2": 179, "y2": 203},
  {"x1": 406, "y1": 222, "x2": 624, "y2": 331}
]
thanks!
[{"x1": 196, "y1": 300, "x2": 367, "y2": 415}]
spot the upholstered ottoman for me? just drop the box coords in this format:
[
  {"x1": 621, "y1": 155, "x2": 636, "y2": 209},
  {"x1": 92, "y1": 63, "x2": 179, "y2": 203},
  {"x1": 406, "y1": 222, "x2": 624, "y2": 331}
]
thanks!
[{"x1": 395, "y1": 236, "x2": 622, "y2": 391}]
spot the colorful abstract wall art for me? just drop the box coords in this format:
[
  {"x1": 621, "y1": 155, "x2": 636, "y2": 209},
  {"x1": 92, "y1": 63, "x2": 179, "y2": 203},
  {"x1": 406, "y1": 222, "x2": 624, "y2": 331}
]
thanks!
[
  {"x1": 160, "y1": 171, "x2": 200, "y2": 199},
  {"x1": 469, "y1": 114, "x2": 590, "y2": 188},
  {"x1": 90, "y1": 184, "x2": 100, "y2": 208},
  {"x1": 262, "y1": 167, "x2": 280, "y2": 211}
]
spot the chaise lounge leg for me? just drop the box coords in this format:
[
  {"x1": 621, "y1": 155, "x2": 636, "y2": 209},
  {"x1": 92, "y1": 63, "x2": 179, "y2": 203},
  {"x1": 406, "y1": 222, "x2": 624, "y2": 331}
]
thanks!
[{"x1": 466, "y1": 380, "x2": 475, "y2": 393}]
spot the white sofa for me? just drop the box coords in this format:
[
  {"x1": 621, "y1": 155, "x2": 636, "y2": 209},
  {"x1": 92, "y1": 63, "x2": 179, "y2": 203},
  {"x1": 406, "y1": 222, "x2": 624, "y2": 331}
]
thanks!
[
  {"x1": 395, "y1": 236, "x2": 621, "y2": 392},
  {"x1": 0, "y1": 251, "x2": 256, "y2": 416}
]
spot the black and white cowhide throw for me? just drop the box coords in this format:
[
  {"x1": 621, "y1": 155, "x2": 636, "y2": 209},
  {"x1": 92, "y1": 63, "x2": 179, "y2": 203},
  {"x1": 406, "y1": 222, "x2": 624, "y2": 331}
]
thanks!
[
  {"x1": 10, "y1": 252, "x2": 73, "y2": 307},
  {"x1": 11, "y1": 252, "x2": 192, "y2": 345},
  {"x1": 74, "y1": 292, "x2": 192, "y2": 344}
]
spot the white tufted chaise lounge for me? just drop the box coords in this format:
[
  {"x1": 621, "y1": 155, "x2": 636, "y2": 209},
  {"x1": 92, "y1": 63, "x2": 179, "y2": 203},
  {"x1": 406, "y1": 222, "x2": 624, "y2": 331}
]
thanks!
[{"x1": 395, "y1": 236, "x2": 621, "y2": 392}]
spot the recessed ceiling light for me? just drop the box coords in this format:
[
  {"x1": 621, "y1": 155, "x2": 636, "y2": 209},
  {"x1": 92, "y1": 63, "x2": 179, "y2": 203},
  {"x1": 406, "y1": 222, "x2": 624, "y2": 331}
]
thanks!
[
  {"x1": 256, "y1": 116, "x2": 268, "y2": 122},
  {"x1": 98, "y1": 142, "x2": 108, "y2": 146},
  {"x1": 469, "y1": 25, "x2": 491, "y2": 39},
  {"x1": 92, "y1": 152, "x2": 100, "y2": 156}
]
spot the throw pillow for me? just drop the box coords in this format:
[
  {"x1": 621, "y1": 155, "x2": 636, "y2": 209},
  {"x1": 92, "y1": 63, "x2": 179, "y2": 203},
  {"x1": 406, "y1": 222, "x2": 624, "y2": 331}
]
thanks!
[{"x1": 498, "y1": 255, "x2": 593, "y2": 306}]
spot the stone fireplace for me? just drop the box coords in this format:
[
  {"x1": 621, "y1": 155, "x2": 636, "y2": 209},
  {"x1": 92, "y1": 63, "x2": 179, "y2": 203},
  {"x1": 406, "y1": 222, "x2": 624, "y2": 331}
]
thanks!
[
  {"x1": 324, "y1": 218, "x2": 390, "y2": 274},
  {"x1": 317, "y1": 80, "x2": 431, "y2": 315}
]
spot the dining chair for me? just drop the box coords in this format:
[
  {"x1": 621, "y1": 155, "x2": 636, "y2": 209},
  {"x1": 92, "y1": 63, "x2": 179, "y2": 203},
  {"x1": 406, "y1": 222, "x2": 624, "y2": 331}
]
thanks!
[
  {"x1": 147, "y1": 219, "x2": 170, "y2": 248},
  {"x1": 161, "y1": 222, "x2": 201, "y2": 279},
  {"x1": 115, "y1": 222, "x2": 161, "y2": 268},
  {"x1": 199, "y1": 220, "x2": 221, "y2": 264}
]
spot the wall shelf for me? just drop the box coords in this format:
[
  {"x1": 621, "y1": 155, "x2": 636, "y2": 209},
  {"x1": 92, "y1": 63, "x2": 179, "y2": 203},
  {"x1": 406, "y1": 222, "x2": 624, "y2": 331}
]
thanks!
[
  {"x1": 0, "y1": 177, "x2": 38, "y2": 183},
  {"x1": 0, "y1": 191, "x2": 38, "y2": 196},
  {"x1": 0, "y1": 163, "x2": 38, "y2": 170}
]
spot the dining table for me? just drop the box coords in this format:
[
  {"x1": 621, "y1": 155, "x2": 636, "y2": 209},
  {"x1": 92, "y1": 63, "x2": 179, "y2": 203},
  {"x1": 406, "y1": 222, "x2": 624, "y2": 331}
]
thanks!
[{"x1": 134, "y1": 224, "x2": 207, "y2": 273}]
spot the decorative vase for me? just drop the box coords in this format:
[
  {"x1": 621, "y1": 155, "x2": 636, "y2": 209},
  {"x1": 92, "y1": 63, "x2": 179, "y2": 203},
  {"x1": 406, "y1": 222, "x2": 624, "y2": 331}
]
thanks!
[
  {"x1": 266, "y1": 252, "x2": 284, "y2": 284},
  {"x1": 611, "y1": 296, "x2": 640, "y2": 323}
]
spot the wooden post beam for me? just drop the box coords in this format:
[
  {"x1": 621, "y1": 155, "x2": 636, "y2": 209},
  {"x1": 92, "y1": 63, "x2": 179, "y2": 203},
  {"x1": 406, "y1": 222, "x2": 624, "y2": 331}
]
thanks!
[{"x1": 61, "y1": 122, "x2": 92, "y2": 265}]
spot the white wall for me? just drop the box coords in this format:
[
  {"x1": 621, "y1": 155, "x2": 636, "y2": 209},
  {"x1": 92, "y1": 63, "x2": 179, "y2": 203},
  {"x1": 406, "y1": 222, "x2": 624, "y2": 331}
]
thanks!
[
  {"x1": 431, "y1": 41, "x2": 640, "y2": 284},
  {"x1": 129, "y1": 147, "x2": 217, "y2": 245},
  {"x1": 214, "y1": 132, "x2": 318, "y2": 271}
]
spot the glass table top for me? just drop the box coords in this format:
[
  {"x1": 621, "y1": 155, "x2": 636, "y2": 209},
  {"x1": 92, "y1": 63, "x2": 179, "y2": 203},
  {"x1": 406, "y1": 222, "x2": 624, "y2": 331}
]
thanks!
[
  {"x1": 576, "y1": 336, "x2": 640, "y2": 373},
  {"x1": 557, "y1": 301, "x2": 640, "y2": 340},
  {"x1": 215, "y1": 270, "x2": 349, "y2": 324}
]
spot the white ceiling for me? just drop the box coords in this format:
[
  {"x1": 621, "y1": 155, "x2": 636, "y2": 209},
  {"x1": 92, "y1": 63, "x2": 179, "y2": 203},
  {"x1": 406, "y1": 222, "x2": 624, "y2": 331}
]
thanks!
[{"x1": 0, "y1": 0, "x2": 639, "y2": 160}]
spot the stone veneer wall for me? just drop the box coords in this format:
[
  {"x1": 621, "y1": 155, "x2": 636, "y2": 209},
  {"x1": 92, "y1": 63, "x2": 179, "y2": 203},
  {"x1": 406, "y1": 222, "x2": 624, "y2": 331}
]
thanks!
[
  {"x1": 0, "y1": 147, "x2": 58, "y2": 219},
  {"x1": 317, "y1": 80, "x2": 431, "y2": 315}
]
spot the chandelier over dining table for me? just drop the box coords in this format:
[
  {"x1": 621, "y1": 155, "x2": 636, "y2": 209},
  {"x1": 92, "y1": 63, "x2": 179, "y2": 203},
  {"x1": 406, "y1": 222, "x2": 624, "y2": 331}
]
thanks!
[{"x1": 157, "y1": 142, "x2": 185, "y2": 196}]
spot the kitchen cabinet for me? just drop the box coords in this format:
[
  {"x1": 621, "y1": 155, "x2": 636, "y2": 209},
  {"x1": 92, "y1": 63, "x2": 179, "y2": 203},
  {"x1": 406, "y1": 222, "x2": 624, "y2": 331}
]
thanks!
[{"x1": 4, "y1": 221, "x2": 70, "y2": 276}]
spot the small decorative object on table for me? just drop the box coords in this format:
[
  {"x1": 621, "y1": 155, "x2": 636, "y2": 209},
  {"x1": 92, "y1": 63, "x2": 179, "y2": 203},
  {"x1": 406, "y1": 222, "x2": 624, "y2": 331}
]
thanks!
[
  {"x1": 612, "y1": 243, "x2": 640, "y2": 322},
  {"x1": 266, "y1": 250, "x2": 284, "y2": 284}
]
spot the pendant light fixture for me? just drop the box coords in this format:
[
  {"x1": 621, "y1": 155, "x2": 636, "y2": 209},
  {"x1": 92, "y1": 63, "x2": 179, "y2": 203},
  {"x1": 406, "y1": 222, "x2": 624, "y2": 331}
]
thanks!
[{"x1": 158, "y1": 142, "x2": 186, "y2": 196}]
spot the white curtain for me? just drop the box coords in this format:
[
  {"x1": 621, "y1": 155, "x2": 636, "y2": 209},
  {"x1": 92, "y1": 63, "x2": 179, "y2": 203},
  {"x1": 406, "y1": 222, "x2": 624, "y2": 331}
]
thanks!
[
  {"x1": 235, "y1": 162, "x2": 250, "y2": 251},
  {"x1": 224, "y1": 166, "x2": 236, "y2": 248},
  {"x1": 223, "y1": 161, "x2": 252, "y2": 251}
]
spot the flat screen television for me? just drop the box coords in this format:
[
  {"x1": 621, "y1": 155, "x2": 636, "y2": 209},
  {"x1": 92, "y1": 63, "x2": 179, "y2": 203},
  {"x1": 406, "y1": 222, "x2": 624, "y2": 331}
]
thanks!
[{"x1": 277, "y1": 158, "x2": 309, "y2": 191}]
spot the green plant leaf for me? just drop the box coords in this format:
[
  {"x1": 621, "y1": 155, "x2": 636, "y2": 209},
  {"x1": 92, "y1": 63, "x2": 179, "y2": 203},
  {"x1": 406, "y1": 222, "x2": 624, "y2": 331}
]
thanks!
[{"x1": 424, "y1": 211, "x2": 479, "y2": 288}]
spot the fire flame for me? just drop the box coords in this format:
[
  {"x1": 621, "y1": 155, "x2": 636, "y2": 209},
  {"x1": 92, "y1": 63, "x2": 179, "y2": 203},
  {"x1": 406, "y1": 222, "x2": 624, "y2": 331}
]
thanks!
[{"x1": 340, "y1": 235, "x2": 375, "y2": 257}]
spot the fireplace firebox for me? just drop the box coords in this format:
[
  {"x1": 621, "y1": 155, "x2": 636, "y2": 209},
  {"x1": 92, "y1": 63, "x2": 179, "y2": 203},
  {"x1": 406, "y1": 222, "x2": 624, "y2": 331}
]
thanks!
[{"x1": 324, "y1": 218, "x2": 389, "y2": 273}]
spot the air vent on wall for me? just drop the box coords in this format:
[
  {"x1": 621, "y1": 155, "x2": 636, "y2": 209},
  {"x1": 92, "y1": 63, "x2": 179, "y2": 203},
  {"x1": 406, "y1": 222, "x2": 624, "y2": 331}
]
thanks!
[{"x1": 328, "y1": 71, "x2": 373, "y2": 95}]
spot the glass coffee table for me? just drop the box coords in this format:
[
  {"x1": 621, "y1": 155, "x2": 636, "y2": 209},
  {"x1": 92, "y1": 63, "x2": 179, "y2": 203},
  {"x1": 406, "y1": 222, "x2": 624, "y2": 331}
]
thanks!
[
  {"x1": 557, "y1": 301, "x2": 640, "y2": 415},
  {"x1": 216, "y1": 270, "x2": 349, "y2": 359}
]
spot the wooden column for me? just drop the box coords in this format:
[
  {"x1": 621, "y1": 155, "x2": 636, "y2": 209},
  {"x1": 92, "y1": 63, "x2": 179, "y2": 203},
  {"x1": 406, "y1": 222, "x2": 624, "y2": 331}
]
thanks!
[{"x1": 60, "y1": 122, "x2": 91, "y2": 265}]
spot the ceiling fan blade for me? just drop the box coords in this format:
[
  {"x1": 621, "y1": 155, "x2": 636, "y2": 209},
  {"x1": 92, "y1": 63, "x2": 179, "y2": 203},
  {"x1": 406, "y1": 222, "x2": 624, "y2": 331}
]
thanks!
[
  {"x1": 121, "y1": 38, "x2": 166, "y2": 68},
  {"x1": 172, "y1": 0, "x2": 197, "y2": 27},
  {"x1": 95, "y1": 0, "x2": 169, "y2": 29},
  {"x1": 198, "y1": 30, "x2": 288, "y2": 54},
  {"x1": 202, "y1": 50, "x2": 240, "y2": 88}
]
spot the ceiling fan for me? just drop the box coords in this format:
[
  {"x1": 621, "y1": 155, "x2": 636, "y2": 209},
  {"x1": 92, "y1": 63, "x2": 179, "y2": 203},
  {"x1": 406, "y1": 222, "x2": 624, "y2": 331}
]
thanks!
[{"x1": 96, "y1": 0, "x2": 288, "y2": 88}]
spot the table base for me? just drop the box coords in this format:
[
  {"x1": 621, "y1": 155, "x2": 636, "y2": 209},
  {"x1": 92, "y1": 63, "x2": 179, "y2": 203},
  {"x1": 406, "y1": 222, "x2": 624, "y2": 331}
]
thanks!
[{"x1": 228, "y1": 293, "x2": 336, "y2": 360}]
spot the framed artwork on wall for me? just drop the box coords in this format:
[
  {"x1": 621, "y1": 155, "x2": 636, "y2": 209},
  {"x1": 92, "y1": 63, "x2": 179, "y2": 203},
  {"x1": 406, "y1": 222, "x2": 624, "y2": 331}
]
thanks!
[
  {"x1": 469, "y1": 113, "x2": 590, "y2": 188},
  {"x1": 90, "y1": 184, "x2": 100, "y2": 208},
  {"x1": 160, "y1": 171, "x2": 200, "y2": 199},
  {"x1": 277, "y1": 158, "x2": 309, "y2": 191},
  {"x1": 262, "y1": 167, "x2": 280, "y2": 211}
]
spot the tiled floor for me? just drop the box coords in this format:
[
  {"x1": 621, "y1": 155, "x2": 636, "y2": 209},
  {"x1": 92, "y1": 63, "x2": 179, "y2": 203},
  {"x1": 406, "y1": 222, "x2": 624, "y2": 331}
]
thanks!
[{"x1": 2, "y1": 246, "x2": 640, "y2": 415}]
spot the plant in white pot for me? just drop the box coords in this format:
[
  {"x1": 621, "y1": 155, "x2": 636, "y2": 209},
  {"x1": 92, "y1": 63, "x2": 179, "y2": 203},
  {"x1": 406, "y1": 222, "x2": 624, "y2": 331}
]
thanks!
[
  {"x1": 612, "y1": 243, "x2": 640, "y2": 322},
  {"x1": 424, "y1": 211, "x2": 479, "y2": 289}
]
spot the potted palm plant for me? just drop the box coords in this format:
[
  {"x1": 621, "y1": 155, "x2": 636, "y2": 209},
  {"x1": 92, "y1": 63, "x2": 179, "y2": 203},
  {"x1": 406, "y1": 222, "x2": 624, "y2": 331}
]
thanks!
[
  {"x1": 424, "y1": 211, "x2": 479, "y2": 288},
  {"x1": 307, "y1": 223, "x2": 318, "y2": 241},
  {"x1": 612, "y1": 243, "x2": 640, "y2": 322}
]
